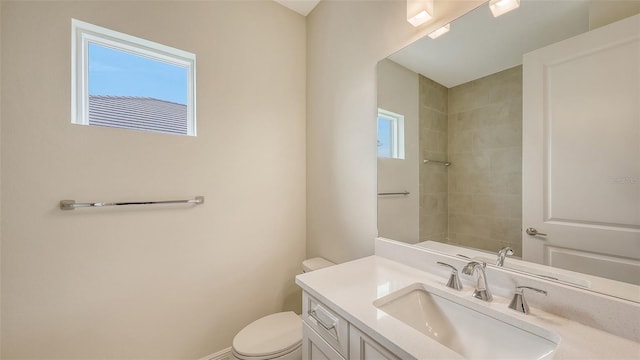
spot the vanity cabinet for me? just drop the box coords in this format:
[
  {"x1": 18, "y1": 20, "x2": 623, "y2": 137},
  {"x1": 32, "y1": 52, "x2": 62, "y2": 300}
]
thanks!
[
  {"x1": 349, "y1": 326, "x2": 401, "y2": 360},
  {"x1": 302, "y1": 291, "x2": 349, "y2": 358},
  {"x1": 302, "y1": 291, "x2": 400, "y2": 360},
  {"x1": 303, "y1": 322, "x2": 345, "y2": 360}
]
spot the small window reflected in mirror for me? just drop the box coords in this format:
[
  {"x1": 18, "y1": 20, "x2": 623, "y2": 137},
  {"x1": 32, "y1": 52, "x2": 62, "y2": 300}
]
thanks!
[{"x1": 377, "y1": 108, "x2": 405, "y2": 159}]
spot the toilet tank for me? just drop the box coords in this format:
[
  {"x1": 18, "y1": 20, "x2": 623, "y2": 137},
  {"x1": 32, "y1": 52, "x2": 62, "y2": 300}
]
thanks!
[{"x1": 302, "y1": 257, "x2": 335, "y2": 272}]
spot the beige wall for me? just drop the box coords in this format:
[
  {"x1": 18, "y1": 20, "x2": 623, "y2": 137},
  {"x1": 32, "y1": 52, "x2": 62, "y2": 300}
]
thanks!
[
  {"x1": 589, "y1": 0, "x2": 640, "y2": 29},
  {"x1": 1, "y1": 1, "x2": 305, "y2": 358},
  {"x1": 376, "y1": 59, "x2": 419, "y2": 243},
  {"x1": 448, "y1": 66, "x2": 523, "y2": 255},
  {"x1": 306, "y1": 0, "x2": 484, "y2": 263},
  {"x1": 0, "y1": 3, "x2": 2, "y2": 356},
  {"x1": 419, "y1": 75, "x2": 448, "y2": 242}
]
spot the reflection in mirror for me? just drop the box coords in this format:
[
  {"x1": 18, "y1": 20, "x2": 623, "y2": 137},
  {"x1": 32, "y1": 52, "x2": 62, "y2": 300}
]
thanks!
[{"x1": 377, "y1": 0, "x2": 640, "y2": 302}]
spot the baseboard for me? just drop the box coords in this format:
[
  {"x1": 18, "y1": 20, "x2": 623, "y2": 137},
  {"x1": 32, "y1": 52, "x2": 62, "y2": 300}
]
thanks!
[{"x1": 198, "y1": 347, "x2": 231, "y2": 360}]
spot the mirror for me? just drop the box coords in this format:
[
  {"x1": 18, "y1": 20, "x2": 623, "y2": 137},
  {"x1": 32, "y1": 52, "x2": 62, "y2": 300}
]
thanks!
[{"x1": 377, "y1": 0, "x2": 640, "y2": 302}]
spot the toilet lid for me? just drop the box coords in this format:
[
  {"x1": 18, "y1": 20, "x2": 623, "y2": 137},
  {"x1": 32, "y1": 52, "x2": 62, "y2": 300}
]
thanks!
[{"x1": 233, "y1": 311, "x2": 302, "y2": 357}]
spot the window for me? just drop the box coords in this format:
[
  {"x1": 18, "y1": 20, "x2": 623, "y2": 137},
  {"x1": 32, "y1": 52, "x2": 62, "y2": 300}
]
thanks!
[
  {"x1": 377, "y1": 109, "x2": 405, "y2": 159},
  {"x1": 71, "y1": 19, "x2": 196, "y2": 136}
]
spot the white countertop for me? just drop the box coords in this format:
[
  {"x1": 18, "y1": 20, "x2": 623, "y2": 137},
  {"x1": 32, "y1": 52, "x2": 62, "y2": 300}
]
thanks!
[{"x1": 296, "y1": 255, "x2": 640, "y2": 359}]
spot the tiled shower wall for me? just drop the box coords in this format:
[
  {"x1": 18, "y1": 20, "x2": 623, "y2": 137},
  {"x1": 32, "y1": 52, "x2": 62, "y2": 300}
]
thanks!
[
  {"x1": 418, "y1": 76, "x2": 449, "y2": 242},
  {"x1": 419, "y1": 66, "x2": 523, "y2": 255}
]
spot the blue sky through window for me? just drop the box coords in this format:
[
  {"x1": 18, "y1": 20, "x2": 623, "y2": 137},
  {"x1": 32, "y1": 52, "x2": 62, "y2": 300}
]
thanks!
[
  {"x1": 378, "y1": 117, "x2": 392, "y2": 158},
  {"x1": 88, "y1": 42, "x2": 188, "y2": 105}
]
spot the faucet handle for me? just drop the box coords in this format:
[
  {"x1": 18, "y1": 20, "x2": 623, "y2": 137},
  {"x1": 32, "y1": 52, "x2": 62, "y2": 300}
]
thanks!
[
  {"x1": 499, "y1": 247, "x2": 514, "y2": 255},
  {"x1": 496, "y1": 247, "x2": 514, "y2": 266},
  {"x1": 437, "y1": 262, "x2": 463, "y2": 290},
  {"x1": 509, "y1": 286, "x2": 548, "y2": 314},
  {"x1": 461, "y1": 260, "x2": 486, "y2": 275}
]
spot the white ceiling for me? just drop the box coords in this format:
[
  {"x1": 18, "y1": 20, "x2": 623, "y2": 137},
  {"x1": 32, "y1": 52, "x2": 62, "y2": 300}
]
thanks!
[
  {"x1": 274, "y1": 0, "x2": 321, "y2": 16},
  {"x1": 389, "y1": 0, "x2": 591, "y2": 88}
]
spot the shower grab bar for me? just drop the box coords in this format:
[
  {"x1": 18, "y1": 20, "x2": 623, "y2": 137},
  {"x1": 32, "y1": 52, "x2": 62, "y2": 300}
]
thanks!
[
  {"x1": 423, "y1": 159, "x2": 451, "y2": 166},
  {"x1": 60, "y1": 196, "x2": 204, "y2": 210},
  {"x1": 378, "y1": 191, "x2": 410, "y2": 196}
]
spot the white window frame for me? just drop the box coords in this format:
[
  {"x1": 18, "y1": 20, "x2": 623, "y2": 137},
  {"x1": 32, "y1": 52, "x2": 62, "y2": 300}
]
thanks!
[
  {"x1": 377, "y1": 108, "x2": 405, "y2": 159},
  {"x1": 71, "y1": 19, "x2": 197, "y2": 136}
]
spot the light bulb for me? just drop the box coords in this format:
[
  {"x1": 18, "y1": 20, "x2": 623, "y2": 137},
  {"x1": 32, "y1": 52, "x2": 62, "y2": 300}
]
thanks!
[{"x1": 489, "y1": 0, "x2": 520, "y2": 17}]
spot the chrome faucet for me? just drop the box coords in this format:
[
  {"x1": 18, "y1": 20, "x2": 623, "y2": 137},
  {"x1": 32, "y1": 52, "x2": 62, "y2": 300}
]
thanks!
[
  {"x1": 509, "y1": 286, "x2": 548, "y2": 314},
  {"x1": 462, "y1": 261, "x2": 493, "y2": 301},
  {"x1": 437, "y1": 261, "x2": 463, "y2": 290},
  {"x1": 496, "y1": 247, "x2": 514, "y2": 267}
]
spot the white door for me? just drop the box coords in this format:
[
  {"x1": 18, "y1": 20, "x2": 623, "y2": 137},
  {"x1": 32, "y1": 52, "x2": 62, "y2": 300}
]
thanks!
[{"x1": 522, "y1": 14, "x2": 640, "y2": 285}]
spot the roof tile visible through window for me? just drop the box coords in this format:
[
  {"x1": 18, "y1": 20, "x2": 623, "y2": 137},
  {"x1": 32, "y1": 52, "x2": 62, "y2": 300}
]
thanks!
[{"x1": 88, "y1": 95, "x2": 187, "y2": 135}]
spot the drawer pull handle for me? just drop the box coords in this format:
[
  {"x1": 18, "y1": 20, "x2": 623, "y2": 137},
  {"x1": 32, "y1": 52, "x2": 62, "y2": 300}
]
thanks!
[{"x1": 309, "y1": 306, "x2": 337, "y2": 331}]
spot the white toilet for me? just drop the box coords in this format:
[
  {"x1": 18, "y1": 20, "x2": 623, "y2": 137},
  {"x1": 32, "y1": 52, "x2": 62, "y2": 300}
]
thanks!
[{"x1": 230, "y1": 257, "x2": 335, "y2": 360}]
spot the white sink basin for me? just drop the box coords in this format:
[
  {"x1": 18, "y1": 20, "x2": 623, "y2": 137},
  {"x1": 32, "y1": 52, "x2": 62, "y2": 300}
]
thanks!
[{"x1": 373, "y1": 283, "x2": 559, "y2": 359}]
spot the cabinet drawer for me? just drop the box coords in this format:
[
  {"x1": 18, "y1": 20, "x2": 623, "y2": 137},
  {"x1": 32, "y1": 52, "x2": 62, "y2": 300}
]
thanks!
[
  {"x1": 303, "y1": 322, "x2": 346, "y2": 360},
  {"x1": 302, "y1": 292, "x2": 349, "y2": 358}
]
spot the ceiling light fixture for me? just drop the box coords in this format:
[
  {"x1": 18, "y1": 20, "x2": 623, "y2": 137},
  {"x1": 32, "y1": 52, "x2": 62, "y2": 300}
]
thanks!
[
  {"x1": 428, "y1": 24, "x2": 450, "y2": 39},
  {"x1": 407, "y1": 0, "x2": 433, "y2": 27},
  {"x1": 489, "y1": 0, "x2": 520, "y2": 17}
]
